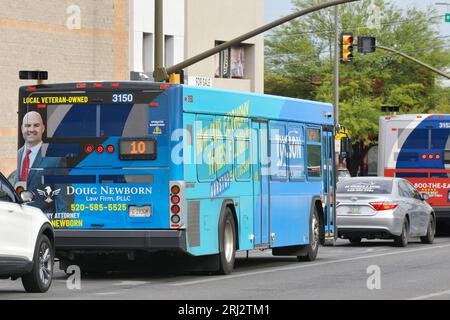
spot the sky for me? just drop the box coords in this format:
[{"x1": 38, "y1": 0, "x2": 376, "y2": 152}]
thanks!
[{"x1": 264, "y1": 0, "x2": 450, "y2": 36}]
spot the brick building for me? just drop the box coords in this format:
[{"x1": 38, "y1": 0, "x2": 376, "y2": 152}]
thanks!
[{"x1": 0, "y1": 0, "x2": 129, "y2": 175}]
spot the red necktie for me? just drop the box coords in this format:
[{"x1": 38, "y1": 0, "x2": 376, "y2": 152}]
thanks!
[{"x1": 20, "y1": 149, "x2": 32, "y2": 181}]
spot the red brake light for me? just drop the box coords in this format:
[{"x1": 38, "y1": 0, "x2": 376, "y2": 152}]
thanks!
[
  {"x1": 370, "y1": 202, "x2": 398, "y2": 211},
  {"x1": 171, "y1": 205, "x2": 180, "y2": 214},
  {"x1": 106, "y1": 145, "x2": 115, "y2": 153},
  {"x1": 111, "y1": 83, "x2": 120, "y2": 87},
  {"x1": 422, "y1": 154, "x2": 427, "y2": 159},
  {"x1": 428, "y1": 154, "x2": 434, "y2": 159},
  {"x1": 149, "y1": 102, "x2": 158, "y2": 107},
  {"x1": 77, "y1": 83, "x2": 87, "y2": 89},
  {"x1": 85, "y1": 145, "x2": 94, "y2": 154},
  {"x1": 171, "y1": 195, "x2": 180, "y2": 204},
  {"x1": 96, "y1": 145, "x2": 104, "y2": 153},
  {"x1": 436, "y1": 154, "x2": 441, "y2": 160},
  {"x1": 160, "y1": 84, "x2": 170, "y2": 90},
  {"x1": 94, "y1": 83, "x2": 103, "y2": 88},
  {"x1": 26, "y1": 86, "x2": 37, "y2": 92}
]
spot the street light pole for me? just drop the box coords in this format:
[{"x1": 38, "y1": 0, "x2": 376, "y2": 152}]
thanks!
[
  {"x1": 377, "y1": 45, "x2": 450, "y2": 80},
  {"x1": 153, "y1": 0, "x2": 361, "y2": 82}
]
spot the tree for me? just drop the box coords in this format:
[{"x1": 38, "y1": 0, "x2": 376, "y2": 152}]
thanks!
[{"x1": 265, "y1": 0, "x2": 450, "y2": 175}]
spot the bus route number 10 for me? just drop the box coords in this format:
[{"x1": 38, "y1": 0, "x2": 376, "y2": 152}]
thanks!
[{"x1": 130, "y1": 141, "x2": 146, "y2": 154}]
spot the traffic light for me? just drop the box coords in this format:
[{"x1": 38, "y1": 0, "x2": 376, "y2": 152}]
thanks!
[{"x1": 340, "y1": 33, "x2": 354, "y2": 64}]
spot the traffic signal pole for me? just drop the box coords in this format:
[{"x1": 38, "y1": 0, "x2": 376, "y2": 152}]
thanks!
[
  {"x1": 377, "y1": 45, "x2": 450, "y2": 80},
  {"x1": 153, "y1": 0, "x2": 361, "y2": 82},
  {"x1": 334, "y1": 5, "x2": 340, "y2": 125}
]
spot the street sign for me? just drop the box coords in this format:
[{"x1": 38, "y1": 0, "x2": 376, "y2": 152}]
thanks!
[
  {"x1": 446, "y1": 13, "x2": 450, "y2": 23},
  {"x1": 357, "y1": 36, "x2": 376, "y2": 54}
]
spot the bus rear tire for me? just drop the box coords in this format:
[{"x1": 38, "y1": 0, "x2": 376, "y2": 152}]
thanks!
[
  {"x1": 297, "y1": 207, "x2": 320, "y2": 262},
  {"x1": 216, "y1": 208, "x2": 236, "y2": 275}
]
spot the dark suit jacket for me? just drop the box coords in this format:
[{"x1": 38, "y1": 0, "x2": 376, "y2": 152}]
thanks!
[{"x1": 18, "y1": 146, "x2": 68, "y2": 214}]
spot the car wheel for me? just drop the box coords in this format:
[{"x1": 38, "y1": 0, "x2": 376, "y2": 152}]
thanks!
[
  {"x1": 22, "y1": 234, "x2": 54, "y2": 293},
  {"x1": 421, "y1": 215, "x2": 435, "y2": 244},
  {"x1": 216, "y1": 208, "x2": 236, "y2": 275},
  {"x1": 297, "y1": 207, "x2": 320, "y2": 262},
  {"x1": 394, "y1": 219, "x2": 409, "y2": 247},
  {"x1": 349, "y1": 237, "x2": 362, "y2": 245}
]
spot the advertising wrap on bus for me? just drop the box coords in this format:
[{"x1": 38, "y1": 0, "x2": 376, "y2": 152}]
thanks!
[{"x1": 14, "y1": 87, "x2": 171, "y2": 230}]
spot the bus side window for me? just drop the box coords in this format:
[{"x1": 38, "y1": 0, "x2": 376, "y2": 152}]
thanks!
[
  {"x1": 287, "y1": 124, "x2": 305, "y2": 180},
  {"x1": 234, "y1": 117, "x2": 251, "y2": 181},
  {"x1": 196, "y1": 115, "x2": 216, "y2": 182},
  {"x1": 306, "y1": 127, "x2": 322, "y2": 178},
  {"x1": 270, "y1": 122, "x2": 287, "y2": 180}
]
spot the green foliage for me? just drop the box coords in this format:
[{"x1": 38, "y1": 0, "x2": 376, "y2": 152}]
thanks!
[{"x1": 265, "y1": 0, "x2": 450, "y2": 146}]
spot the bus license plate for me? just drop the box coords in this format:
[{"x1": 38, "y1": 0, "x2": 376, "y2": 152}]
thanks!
[{"x1": 129, "y1": 206, "x2": 152, "y2": 218}]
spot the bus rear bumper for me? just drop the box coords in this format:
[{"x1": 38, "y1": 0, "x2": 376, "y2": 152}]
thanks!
[{"x1": 54, "y1": 229, "x2": 187, "y2": 252}]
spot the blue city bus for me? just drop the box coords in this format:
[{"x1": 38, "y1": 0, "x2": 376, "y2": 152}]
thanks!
[{"x1": 17, "y1": 81, "x2": 336, "y2": 274}]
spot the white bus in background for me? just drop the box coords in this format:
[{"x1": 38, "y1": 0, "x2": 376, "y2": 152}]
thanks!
[{"x1": 378, "y1": 114, "x2": 450, "y2": 223}]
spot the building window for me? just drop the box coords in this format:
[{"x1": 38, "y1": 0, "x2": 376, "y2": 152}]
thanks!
[
  {"x1": 215, "y1": 41, "x2": 246, "y2": 79},
  {"x1": 143, "y1": 33, "x2": 154, "y2": 73}
]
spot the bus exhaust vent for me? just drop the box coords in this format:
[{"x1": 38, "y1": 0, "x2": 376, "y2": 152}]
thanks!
[{"x1": 187, "y1": 201, "x2": 200, "y2": 247}]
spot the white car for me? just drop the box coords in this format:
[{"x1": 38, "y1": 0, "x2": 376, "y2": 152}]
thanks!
[{"x1": 0, "y1": 172, "x2": 54, "y2": 293}]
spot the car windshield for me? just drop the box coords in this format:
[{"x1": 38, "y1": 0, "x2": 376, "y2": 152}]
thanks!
[{"x1": 337, "y1": 179, "x2": 393, "y2": 194}]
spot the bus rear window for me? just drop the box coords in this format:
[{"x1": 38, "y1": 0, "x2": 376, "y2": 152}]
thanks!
[
  {"x1": 400, "y1": 129, "x2": 429, "y2": 149},
  {"x1": 337, "y1": 180, "x2": 393, "y2": 194},
  {"x1": 46, "y1": 104, "x2": 149, "y2": 138}
]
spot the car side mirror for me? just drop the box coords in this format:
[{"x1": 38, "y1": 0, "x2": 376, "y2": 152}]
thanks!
[
  {"x1": 421, "y1": 193, "x2": 430, "y2": 201},
  {"x1": 20, "y1": 190, "x2": 35, "y2": 203}
]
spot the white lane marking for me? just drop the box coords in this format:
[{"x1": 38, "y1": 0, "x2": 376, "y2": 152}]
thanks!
[
  {"x1": 113, "y1": 281, "x2": 149, "y2": 286},
  {"x1": 409, "y1": 290, "x2": 450, "y2": 300},
  {"x1": 170, "y1": 243, "x2": 450, "y2": 287},
  {"x1": 96, "y1": 292, "x2": 119, "y2": 295}
]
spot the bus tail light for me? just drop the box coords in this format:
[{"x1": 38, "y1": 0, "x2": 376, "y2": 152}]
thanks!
[
  {"x1": 369, "y1": 202, "x2": 398, "y2": 211},
  {"x1": 171, "y1": 205, "x2": 180, "y2": 214},
  {"x1": 436, "y1": 154, "x2": 441, "y2": 160},
  {"x1": 96, "y1": 145, "x2": 104, "y2": 153},
  {"x1": 106, "y1": 145, "x2": 115, "y2": 153},
  {"x1": 169, "y1": 182, "x2": 184, "y2": 229},
  {"x1": 85, "y1": 145, "x2": 94, "y2": 154}
]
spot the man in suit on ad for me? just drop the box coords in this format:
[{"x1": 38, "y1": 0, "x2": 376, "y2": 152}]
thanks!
[{"x1": 17, "y1": 111, "x2": 67, "y2": 214}]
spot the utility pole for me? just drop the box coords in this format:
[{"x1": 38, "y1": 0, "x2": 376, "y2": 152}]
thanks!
[
  {"x1": 153, "y1": 0, "x2": 361, "y2": 82},
  {"x1": 154, "y1": 0, "x2": 164, "y2": 80}
]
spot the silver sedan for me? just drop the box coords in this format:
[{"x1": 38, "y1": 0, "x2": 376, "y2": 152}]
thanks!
[{"x1": 336, "y1": 177, "x2": 436, "y2": 247}]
